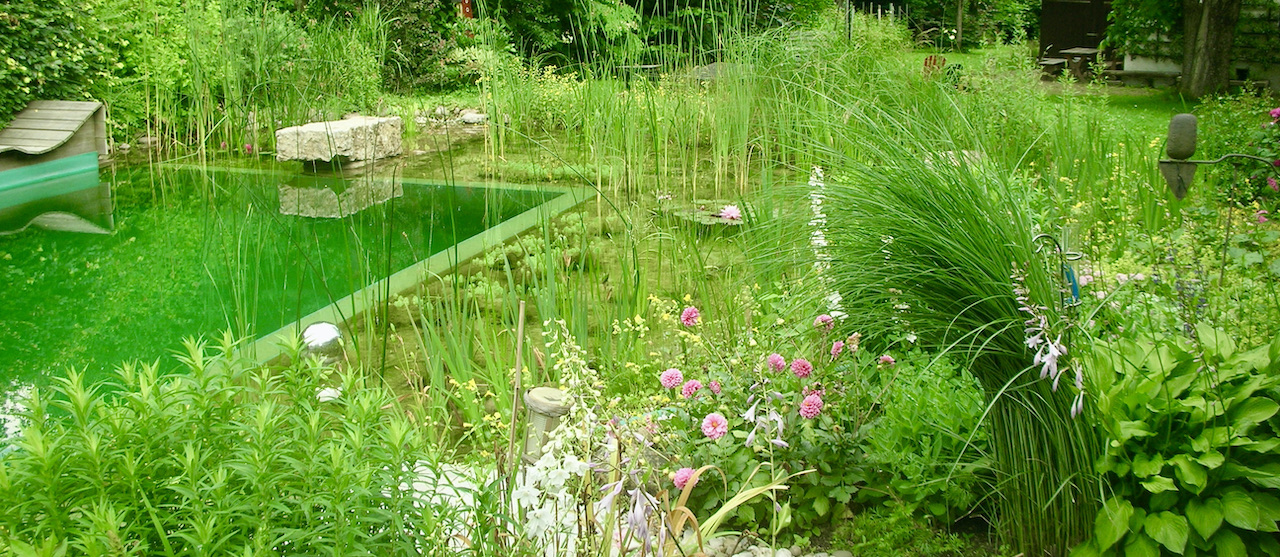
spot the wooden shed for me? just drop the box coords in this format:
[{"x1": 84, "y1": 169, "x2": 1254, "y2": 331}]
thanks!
[{"x1": 0, "y1": 100, "x2": 113, "y2": 234}]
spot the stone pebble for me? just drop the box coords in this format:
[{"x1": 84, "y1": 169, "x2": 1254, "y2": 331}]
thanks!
[{"x1": 702, "y1": 539, "x2": 854, "y2": 557}]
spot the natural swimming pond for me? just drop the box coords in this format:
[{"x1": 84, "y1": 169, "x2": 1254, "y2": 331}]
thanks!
[{"x1": 0, "y1": 163, "x2": 569, "y2": 387}]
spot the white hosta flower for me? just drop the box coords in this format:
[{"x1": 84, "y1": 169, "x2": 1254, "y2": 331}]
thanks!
[{"x1": 513, "y1": 484, "x2": 541, "y2": 510}]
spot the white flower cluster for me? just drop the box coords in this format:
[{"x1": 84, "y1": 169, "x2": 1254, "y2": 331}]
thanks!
[
  {"x1": 1012, "y1": 265, "x2": 1086, "y2": 418},
  {"x1": 808, "y1": 166, "x2": 846, "y2": 319},
  {"x1": 509, "y1": 321, "x2": 603, "y2": 555},
  {"x1": 513, "y1": 451, "x2": 592, "y2": 554},
  {"x1": 545, "y1": 320, "x2": 603, "y2": 448}
]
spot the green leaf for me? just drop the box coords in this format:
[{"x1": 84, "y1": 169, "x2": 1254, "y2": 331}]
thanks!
[
  {"x1": 1254, "y1": 492, "x2": 1280, "y2": 521},
  {"x1": 1132, "y1": 453, "x2": 1165, "y2": 478},
  {"x1": 1119, "y1": 420, "x2": 1155, "y2": 442},
  {"x1": 1186, "y1": 497, "x2": 1224, "y2": 541},
  {"x1": 1222, "y1": 462, "x2": 1280, "y2": 489},
  {"x1": 1141, "y1": 475, "x2": 1178, "y2": 494},
  {"x1": 812, "y1": 495, "x2": 830, "y2": 517},
  {"x1": 1123, "y1": 532, "x2": 1160, "y2": 557},
  {"x1": 1172, "y1": 455, "x2": 1208, "y2": 494},
  {"x1": 1195, "y1": 323, "x2": 1235, "y2": 360},
  {"x1": 1192, "y1": 428, "x2": 1230, "y2": 453},
  {"x1": 1144, "y1": 511, "x2": 1189, "y2": 554},
  {"x1": 1270, "y1": 330, "x2": 1280, "y2": 363},
  {"x1": 1211, "y1": 529, "x2": 1246, "y2": 557},
  {"x1": 1097, "y1": 497, "x2": 1135, "y2": 551},
  {"x1": 1070, "y1": 541, "x2": 1101, "y2": 557},
  {"x1": 1229, "y1": 397, "x2": 1278, "y2": 431},
  {"x1": 1194, "y1": 451, "x2": 1225, "y2": 469},
  {"x1": 1253, "y1": 492, "x2": 1280, "y2": 533},
  {"x1": 1221, "y1": 490, "x2": 1260, "y2": 531}
]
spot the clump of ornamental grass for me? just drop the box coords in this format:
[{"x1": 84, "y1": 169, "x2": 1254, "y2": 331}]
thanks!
[{"x1": 820, "y1": 102, "x2": 1099, "y2": 555}]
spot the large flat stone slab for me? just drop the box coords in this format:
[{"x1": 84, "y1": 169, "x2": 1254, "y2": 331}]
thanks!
[{"x1": 275, "y1": 116, "x2": 402, "y2": 162}]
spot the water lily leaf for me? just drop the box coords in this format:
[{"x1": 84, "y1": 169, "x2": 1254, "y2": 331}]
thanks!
[
  {"x1": 1143, "y1": 511, "x2": 1189, "y2": 554},
  {"x1": 1185, "y1": 497, "x2": 1223, "y2": 540},
  {"x1": 1096, "y1": 496, "x2": 1134, "y2": 551},
  {"x1": 1222, "y1": 490, "x2": 1260, "y2": 531}
]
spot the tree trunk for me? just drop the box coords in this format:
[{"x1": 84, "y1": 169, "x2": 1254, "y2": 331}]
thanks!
[
  {"x1": 1179, "y1": 0, "x2": 1243, "y2": 98},
  {"x1": 955, "y1": 0, "x2": 965, "y2": 50}
]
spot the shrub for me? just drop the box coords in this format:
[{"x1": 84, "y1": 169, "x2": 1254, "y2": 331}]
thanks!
[
  {"x1": 1073, "y1": 328, "x2": 1280, "y2": 556},
  {"x1": 861, "y1": 352, "x2": 990, "y2": 523},
  {"x1": 0, "y1": 335, "x2": 465, "y2": 555},
  {"x1": 0, "y1": 0, "x2": 105, "y2": 125}
]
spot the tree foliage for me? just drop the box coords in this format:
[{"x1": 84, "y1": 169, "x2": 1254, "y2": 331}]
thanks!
[{"x1": 0, "y1": 0, "x2": 106, "y2": 125}]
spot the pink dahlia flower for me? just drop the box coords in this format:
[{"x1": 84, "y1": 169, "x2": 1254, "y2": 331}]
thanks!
[
  {"x1": 701, "y1": 412, "x2": 729, "y2": 440},
  {"x1": 680, "y1": 306, "x2": 700, "y2": 327},
  {"x1": 673, "y1": 467, "x2": 696, "y2": 490},
  {"x1": 681, "y1": 379, "x2": 703, "y2": 399},
  {"x1": 791, "y1": 358, "x2": 813, "y2": 379},
  {"x1": 814, "y1": 314, "x2": 834, "y2": 331},
  {"x1": 799, "y1": 394, "x2": 824, "y2": 419},
  {"x1": 767, "y1": 353, "x2": 786, "y2": 372},
  {"x1": 708, "y1": 380, "x2": 721, "y2": 395},
  {"x1": 660, "y1": 368, "x2": 684, "y2": 389}
]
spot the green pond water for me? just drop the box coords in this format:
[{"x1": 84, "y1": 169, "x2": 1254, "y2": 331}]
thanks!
[{"x1": 0, "y1": 164, "x2": 554, "y2": 387}]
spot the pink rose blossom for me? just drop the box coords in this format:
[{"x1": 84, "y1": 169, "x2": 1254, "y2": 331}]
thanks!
[
  {"x1": 701, "y1": 413, "x2": 729, "y2": 439},
  {"x1": 718, "y1": 205, "x2": 743, "y2": 221},
  {"x1": 814, "y1": 314, "x2": 834, "y2": 331},
  {"x1": 791, "y1": 358, "x2": 813, "y2": 378},
  {"x1": 831, "y1": 340, "x2": 845, "y2": 358},
  {"x1": 708, "y1": 380, "x2": 721, "y2": 394},
  {"x1": 767, "y1": 353, "x2": 786, "y2": 372},
  {"x1": 681, "y1": 379, "x2": 703, "y2": 399},
  {"x1": 799, "y1": 394, "x2": 824, "y2": 419},
  {"x1": 673, "y1": 467, "x2": 696, "y2": 490},
  {"x1": 680, "y1": 306, "x2": 700, "y2": 327},
  {"x1": 878, "y1": 354, "x2": 896, "y2": 366},
  {"x1": 660, "y1": 368, "x2": 683, "y2": 389}
]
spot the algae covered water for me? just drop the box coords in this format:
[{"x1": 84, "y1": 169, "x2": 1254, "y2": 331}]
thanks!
[{"x1": 0, "y1": 164, "x2": 551, "y2": 387}]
